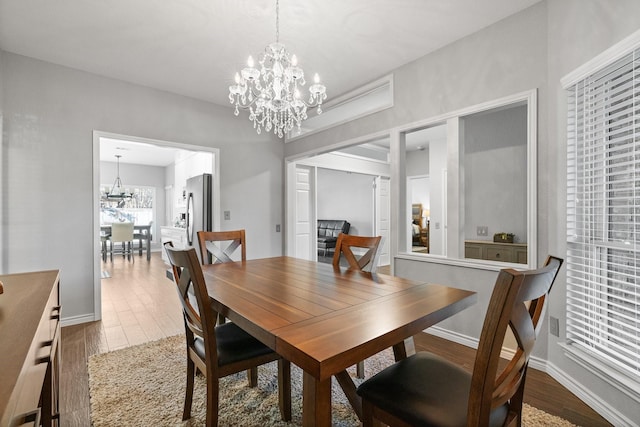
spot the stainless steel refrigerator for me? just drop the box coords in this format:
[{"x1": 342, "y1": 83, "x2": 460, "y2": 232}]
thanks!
[{"x1": 185, "y1": 173, "x2": 212, "y2": 249}]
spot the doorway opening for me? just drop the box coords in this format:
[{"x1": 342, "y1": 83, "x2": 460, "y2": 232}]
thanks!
[
  {"x1": 285, "y1": 136, "x2": 392, "y2": 268},
  {"x1": 93, "y1": 131, "x2": 220, "y2": 320}
]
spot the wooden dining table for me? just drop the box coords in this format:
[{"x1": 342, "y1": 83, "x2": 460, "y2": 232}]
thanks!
[{"x1": 200, "y1": 256, "x2": 477, "y2": 427}]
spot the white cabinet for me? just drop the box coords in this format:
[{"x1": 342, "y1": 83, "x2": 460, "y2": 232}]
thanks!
[{"x1": 161, "y1": 226, "x2": 188, "y2": 264}]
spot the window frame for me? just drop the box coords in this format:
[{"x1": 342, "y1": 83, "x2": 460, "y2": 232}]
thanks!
[
  {"x1": 562, "y1": 29, "x2": 640, "y2": 400},
  {"x1": 395, "y1": 89, "x2": 538, "y2": 269}
]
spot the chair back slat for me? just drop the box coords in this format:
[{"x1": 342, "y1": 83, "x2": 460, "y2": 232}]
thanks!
[
  {"x1": 198, "y1": 230, "x2": 246, "y2": 265},
  {"x1": 164, "y1": 241, "x2": 218, "y2": 367},
  {"x1": 111, "y1": 222, "x2": 134, "y2": 241},
  {"x1": 468, "y1": 256, "x2": 563, "y2": 425},
  {"x1": 332, "y1": 233, "x2": 382, "y2": 272}
]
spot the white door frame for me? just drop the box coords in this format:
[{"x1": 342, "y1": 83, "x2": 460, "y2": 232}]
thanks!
[{"x1": 92, "y1": 131, "x2": 220, "y2": 321}]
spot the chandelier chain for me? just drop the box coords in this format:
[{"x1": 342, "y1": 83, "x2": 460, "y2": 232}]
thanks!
[{"x1": 275, "y1": 0, "x2": 279, "y2": 43}]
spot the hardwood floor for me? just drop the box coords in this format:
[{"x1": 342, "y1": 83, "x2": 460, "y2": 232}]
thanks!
[
  {"x1": 60, "y1": 252, "x2": 184, "y2": 426},
  {"x1": 59, "y1": 252, "x2": 611, "y2": 426}
]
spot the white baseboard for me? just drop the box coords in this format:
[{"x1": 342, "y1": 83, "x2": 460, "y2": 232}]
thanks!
[
  {"x1": 546, "y1": 362, "x2": 638, "y2": 427},
  {"x1": 424, "y1": 326, "x2": 546, "y2": 371},
  {"x1": 61, "y1": 313, "x2": 97, "y2": 327},
  {"x1": 425, "y1": 325, "x2": 478, "y2": 348}
]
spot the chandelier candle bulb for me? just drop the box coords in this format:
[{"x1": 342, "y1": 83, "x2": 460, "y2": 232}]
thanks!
[{"x1": 228, "y1": 0, "x2": 327, "y2": 138}]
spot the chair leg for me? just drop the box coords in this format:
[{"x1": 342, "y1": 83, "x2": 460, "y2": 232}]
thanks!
[
  {"x1": 183, "y1": 357, "x2": 195, "y2": 421},
  {"x1": 362, "y1": 399, "x2": 374, "y2": 427},
  {"x1": 278, "y1": 359, "x2": 292, "y2": 421},
  {"x1": 356, "y1": 360, "x2": 365, "y2": 379},
  {"x1": 205, "y1": 367, "x2": 219, "y2": 427},
  {"x1": 247, "y1": 367, "x2": 258, "y2": 387},
  {"x1": 217, "y1": 313, "x2": 227, "y2": 325}
]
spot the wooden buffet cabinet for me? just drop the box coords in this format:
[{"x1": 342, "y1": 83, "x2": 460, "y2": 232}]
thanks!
[
  {"x1": 465, "y1": 240, "x2": 528, "y2": 264},
  {"x1": 0, "y1": 270, "x2": 60, "y2": 427}
]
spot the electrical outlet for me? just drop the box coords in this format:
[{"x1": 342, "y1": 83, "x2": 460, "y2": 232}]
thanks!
[
  {"x1": 550, "y1": 316, "x2": 560, "y2": 337},
  {"x1": 276, "y1": 224, "x2": 281, "y2": 232},
  {"x1": 477, "y1": 226, "x2": 488, "y2": 236},
  {"x1": 224, "y1": 210, "x2": 230, "y2": 220}
]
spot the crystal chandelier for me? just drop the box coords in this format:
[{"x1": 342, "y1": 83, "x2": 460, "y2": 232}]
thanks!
[{"x1": 228, "y1": 0, "x2": 327, "y2": 138}]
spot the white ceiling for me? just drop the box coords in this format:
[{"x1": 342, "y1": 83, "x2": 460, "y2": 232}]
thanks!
[
  {"x1": 1, "y1": 0, "x2": 540, "y2": 164},
  {"x1": 100, "y1": 138, "x2": 188, "y2": 166},
  {"x1": 0, "y1": 0, "x2": 541, "y2": 108}
]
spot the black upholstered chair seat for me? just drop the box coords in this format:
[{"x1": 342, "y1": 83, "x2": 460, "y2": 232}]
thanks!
[
  {"x1": 357, "y1": 352, "x2": 508, "y2": 427},
  {"x1": 194, "y1": 322, "x2": 274, "y2": 367},
  {"x1": 317, "y1": 236, "x2": 337, "y2": 246}
]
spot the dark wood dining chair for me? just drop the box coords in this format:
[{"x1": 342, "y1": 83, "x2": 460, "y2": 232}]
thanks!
[
  {"x1": 164, "y1": 242, "x2": 291, "y2": 426},
  {"x1": 197, "y1": 229, "x2": 246, "y2": 265},
  {"x1": 332, "y1": 233, "x2": 382, "y2": 273},
  {"x1": 197, "y1": 229, "x2": 258, "y2": 385},
  {"x1": 197, "y1": 229, "x2": 246, "y2": 326},
  {"x1": 332, "y1": 232, "x2": 382, "y2": 378},
  {"x1": 356, "y1": 255, "x2": 563, "y2": 427}
]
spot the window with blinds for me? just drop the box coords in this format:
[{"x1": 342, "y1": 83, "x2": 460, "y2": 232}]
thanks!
[{"x1": 566, "y1": 47, "x2": 639, "y2": 381}]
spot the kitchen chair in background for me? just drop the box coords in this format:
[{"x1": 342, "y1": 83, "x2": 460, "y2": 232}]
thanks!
[
  {"x1": 100, "y1": 232, "x2": 111, "y2": 262},
  {"x1": 134, "y1": 220, "x2": 153, "y2": 256},
  {"x1": 332, "y1": 232, "x2": 382, "y2": 378},
  {"x1": 332, "y1": 233, "x2": 382, "y2": 273},
  {"x1": 110, "y1": 222, "x2": 134, "y2": 261},
  {"x1": 356, "y1": 256, "x2": 563, "y2": 427},
  {"x1": 164, "y1": 242, "x2": 291, "y2": 426}
]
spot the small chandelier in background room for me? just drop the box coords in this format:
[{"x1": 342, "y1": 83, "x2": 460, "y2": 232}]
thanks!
[
  {"x1": 102, "y1": 154, "x2": 132, "y2": 203},
  {"x1": 228, "y1": 0, "x2": 327, "y2": 138}
]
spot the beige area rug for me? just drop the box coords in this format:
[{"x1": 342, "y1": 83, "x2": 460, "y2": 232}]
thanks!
[{"x1": 88, "y1": 335, "x2": 577, "y2": 427}]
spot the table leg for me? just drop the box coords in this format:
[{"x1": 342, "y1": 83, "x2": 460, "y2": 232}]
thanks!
[
  {"x1": 302, "y1": 371, "x2": 332, "y2": 427},
  {"x1": 392, "y1": 336, "x2": 416, "y2": 361},
  {"x1": 334, "y1": 370, "x2": 362, "y2": 420},
  {"x1": 146, "y1": 235, "x2": 151, "y2": 261}
]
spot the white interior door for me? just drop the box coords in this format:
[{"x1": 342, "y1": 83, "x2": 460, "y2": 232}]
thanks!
[
  {"x1": 293, "y1": 165, "x2": 314, "y2": 260},
  {"x1": 375, "y1": 176, "x2": 391, "y2": 266}
]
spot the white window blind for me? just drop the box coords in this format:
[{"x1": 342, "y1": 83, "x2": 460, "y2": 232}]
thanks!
[{"x1": 566, "y1": 47, "x2": 640, "y2": 380}]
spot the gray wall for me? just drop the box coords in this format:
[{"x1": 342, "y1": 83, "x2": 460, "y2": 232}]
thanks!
[
  {"x1": 406, "y1": 147, "x2": 429, "y2": 177},
  {"x1": 285, "y1": 1, "x2": 640, "y2": 424},
  {"x1": 284, "y1": 3, "x2": 547, "y2": 159},
  {"x1": 462, "y1": 105, "x2": 527, "y2": 243},
  {"x1": 317, "y1": 168, "x2": 374, "y2": 236},
  {"x1": 546, "y1": 0, "x2": 640, "y2": 423},
  {"x1": 287, "y1": 0, "x2": 548, "y2": 329},
  {"x1": 0, "y1": 52, "x2": 283, "y2": 322}
]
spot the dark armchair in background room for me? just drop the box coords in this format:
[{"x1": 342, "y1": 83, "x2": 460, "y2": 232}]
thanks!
[{"x1": 317, "y1": 220, "x2": 350, "y2": 256}]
